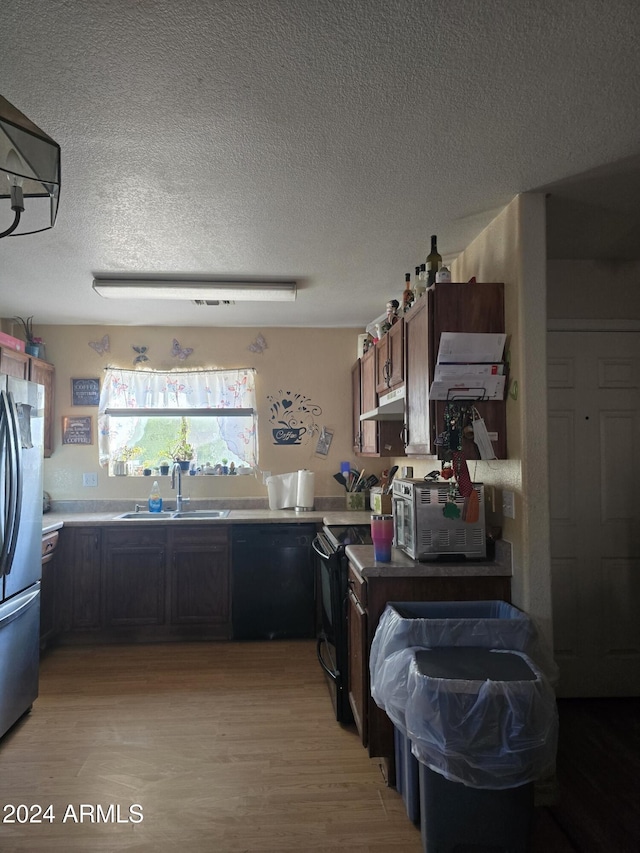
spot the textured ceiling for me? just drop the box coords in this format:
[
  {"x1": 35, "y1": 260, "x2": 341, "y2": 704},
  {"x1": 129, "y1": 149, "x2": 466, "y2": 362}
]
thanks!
[{"x1": 1, "y1": 0, "x2": 640, "y2": 328}]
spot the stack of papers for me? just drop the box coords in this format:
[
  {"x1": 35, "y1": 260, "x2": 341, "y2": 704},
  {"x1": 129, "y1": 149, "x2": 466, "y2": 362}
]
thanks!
[{"x1": 429, "y1": 333, "x2": 507, "y2": 401}]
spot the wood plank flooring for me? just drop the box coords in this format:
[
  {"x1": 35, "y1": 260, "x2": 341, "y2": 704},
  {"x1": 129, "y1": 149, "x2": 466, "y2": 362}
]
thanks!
[{"x1": 0, "y1": 641, "x2": 637, "y2": 852}]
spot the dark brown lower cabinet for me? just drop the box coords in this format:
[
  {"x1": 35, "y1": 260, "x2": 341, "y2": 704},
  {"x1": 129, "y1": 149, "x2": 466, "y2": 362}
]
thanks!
[
  {"x1": 169, "y1": 526, "x2": 230, "y2": 636},
  {"x1": 40, "y1": 530, "x2": 60, "y2": 650},
  {"x1": 104, "y1": 527, "x2": 166, "y2": 627},
  {"x1": 57, "y1": 524, "x2": 230, "y2": 642},
  {"x1": 347, "y1": 562, "x2": 511, "y2": 783}
]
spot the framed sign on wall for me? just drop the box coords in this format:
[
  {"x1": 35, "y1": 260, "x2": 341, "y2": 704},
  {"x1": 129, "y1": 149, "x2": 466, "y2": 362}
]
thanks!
[
  {"x1": 71, "y1": 378, "x2": 100, "y2": 407},
  {"x1": 62, "y1": 415, "x2": 93, "y2": 445}
]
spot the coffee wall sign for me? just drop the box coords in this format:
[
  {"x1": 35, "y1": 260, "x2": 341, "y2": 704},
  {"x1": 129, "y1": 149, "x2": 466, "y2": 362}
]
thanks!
[
  {"x1": 267, "y1": 389, "x2": 322, "y2": 445},
  {"x1": 71, "y1": 378, "x2": 100, "y2": 407},
  {"x1": 62, "y1": 415, "x2": 93, "y2": 445}
]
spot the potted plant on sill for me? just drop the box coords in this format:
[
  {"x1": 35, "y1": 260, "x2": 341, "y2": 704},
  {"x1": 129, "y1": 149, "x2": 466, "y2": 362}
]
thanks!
[
  {"x1": 112, "y1": 445, "x2": 143, "y2": 476},
  {"x1": 166, "y1": 417, "x2": 195, "y2": 472}
]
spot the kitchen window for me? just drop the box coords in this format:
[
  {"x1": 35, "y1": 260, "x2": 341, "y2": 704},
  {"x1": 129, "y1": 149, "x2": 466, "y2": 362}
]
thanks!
[{"x1": 98, "y1": 367, "x2": 257, "y2": 476}]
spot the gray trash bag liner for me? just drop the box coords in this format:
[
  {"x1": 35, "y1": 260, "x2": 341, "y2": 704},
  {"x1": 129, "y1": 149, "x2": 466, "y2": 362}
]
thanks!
[
  {"x1": 404, "y1": 648, "x2": 558, "y2": 790},
  {"x1": 369, "y1": 601, "x2": 558, "y2": 693},
  {"x1": 370, "y1": 646, "x2": 421, "y2": 732}
]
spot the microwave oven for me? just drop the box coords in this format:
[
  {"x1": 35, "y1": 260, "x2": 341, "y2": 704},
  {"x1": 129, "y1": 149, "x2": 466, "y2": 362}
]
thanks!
[{"x1": 392, "y1": 478, "x2": 486, "y2": 561}]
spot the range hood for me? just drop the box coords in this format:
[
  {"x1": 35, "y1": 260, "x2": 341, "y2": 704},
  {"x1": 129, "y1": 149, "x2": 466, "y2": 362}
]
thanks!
[{"x1": 360, "y1": 385, "x2": 406, "y2": 421}]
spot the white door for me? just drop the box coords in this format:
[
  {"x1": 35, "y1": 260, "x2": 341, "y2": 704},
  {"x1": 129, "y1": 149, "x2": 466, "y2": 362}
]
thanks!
[{"x1": 547, "y1": 331, "x2": 640, "y2": 696}]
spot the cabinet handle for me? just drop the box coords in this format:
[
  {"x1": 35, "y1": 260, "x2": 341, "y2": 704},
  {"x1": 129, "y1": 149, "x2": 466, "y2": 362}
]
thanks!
[
  {"x1": 383, "y1": 359, "x2": 391, "y2": 385},
  {"x1": 401, "y1": 423, "x2": 408, "y2": 446}
]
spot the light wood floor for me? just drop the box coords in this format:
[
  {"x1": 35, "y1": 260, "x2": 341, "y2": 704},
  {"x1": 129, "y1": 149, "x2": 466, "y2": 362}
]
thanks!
[
  {"x1": 1, "y1": 640, "x2": 633, "y2": 852},
  {"x1": 0, "y1": 641, "x2": 423, "y2": 852}
]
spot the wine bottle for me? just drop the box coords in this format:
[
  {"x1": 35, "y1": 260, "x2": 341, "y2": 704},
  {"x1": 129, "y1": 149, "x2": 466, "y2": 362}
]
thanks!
[
  {"x1": 426, "y1": 234, "x2": 442, "y2": 288},
  {"x1": 401, "y1": 272, "x2": 414, "y2": 313}
]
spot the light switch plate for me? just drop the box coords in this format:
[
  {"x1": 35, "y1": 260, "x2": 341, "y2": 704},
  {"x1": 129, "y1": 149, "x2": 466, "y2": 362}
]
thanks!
[
  {"x1": 83, "y1": 472, "x2": 98, "y2": 487},
  {"x1": 502, "y1": 489, "x2": 515, "y2": 519}
]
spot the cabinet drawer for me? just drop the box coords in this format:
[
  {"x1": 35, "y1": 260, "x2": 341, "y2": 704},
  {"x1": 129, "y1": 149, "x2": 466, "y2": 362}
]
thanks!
[
  {"x1": 348, "y1": 563, "x2": 367, "y2": 608},
  {"x1": 41, "y1": 531, "x2": 59, "y2": 563},
  {"x1": 169, "y1": 525, "x2": 229, "y2": 546}
]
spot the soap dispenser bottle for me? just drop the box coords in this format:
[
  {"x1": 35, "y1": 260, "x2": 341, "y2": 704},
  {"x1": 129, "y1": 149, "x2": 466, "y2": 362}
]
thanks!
[{"x1": 148, "y1": 480, "x2": 163, "y2": 513}]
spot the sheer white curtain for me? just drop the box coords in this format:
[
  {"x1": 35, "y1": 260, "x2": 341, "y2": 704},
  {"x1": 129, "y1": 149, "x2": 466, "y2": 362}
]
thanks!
[{"x1": 98, "y1": 367, "x2": 257, "y2": 468}]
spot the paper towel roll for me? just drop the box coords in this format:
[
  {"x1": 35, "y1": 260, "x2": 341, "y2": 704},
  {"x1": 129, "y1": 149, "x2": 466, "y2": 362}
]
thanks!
[{"x1": 296, "y1": 469, "x2": 315, "y2": 510}]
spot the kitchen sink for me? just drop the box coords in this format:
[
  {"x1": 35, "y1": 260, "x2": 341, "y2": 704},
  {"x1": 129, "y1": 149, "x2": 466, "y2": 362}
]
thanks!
[
  {"x1": 115, "y1": 510, "x2": 230, "y2": 520},
  {"x1": 116, "y1": 511, "x2": 174, "y2": 519},
  {"x1": 170, "y1": 510, "x2": 230, "y2": 519}
]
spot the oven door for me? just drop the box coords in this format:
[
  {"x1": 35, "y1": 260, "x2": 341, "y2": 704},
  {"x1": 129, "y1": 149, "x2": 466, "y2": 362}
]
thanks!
[{"x1": 312, "y1": 531, "x2": 353, "y2": 724}]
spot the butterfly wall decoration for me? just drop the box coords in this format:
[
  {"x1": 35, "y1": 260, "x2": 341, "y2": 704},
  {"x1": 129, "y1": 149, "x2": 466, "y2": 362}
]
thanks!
[
  {"x1": 132, "y1": 345, "x2": 149, "y2": 364},
  {"x1": 88, "y1": 334, "x2": 110, "y2": 356},
  {"x1": 247, "y1": 333, "x2": 267, "y2": 354},
  {"x1": 172, "y1": 339, "x2": 193, "y2": 360}
]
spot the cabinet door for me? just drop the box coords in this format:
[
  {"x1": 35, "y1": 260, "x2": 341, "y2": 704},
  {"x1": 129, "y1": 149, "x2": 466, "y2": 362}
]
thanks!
[
  {"x1": 0, "y1": 348, "x2": 29, "y2": 380},
  {"x1": 404, "y1": 297, "x2": 432, "y2": 455},
  {"x1": 381, "y1": 319, "x2": 405, "y2": 393},
  {"x1": 29, "y1": 357, "x2": 55, "y2": 458},
  {"x1": 62, "y1": 528, "x2": 102, "y2": 631},
  {"x1": 347, "y1": 587, "x2": 368, "y2": 746},
  {"x1": 359, "y1": 348, "x2": 405, "y2": 457},
  {"x1": 169, "y1": 527, "x2": 230, "y2": 631},
  {"x1": 104, "y1": 529, "x2": 166, "y2": 626},
  {"x1": 432, "y1": 283, "x2": 507, "y2": 459},
  {"x1": 360, "y1": 348, "x2": 378, "y2": 454},
  {"x1": 351, "y1": 360, "x2": 362, "y2": 454}
]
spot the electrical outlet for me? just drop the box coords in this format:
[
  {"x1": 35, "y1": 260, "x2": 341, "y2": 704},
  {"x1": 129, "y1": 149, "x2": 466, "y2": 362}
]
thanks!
[
  {"x1": 502, "y1": 489, "x2": 515, "y2": 519},
  {"x1": 83, "y1": 472, "x2": 98, "y2": 487}
]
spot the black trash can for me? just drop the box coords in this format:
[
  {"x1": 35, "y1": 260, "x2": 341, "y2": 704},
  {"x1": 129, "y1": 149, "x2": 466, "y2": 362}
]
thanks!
[
  {"x1": 406, "y1": 647, "x2": 557, "y2": 853},
  {"x1": 369, "y1": 600, "x2": 557, "y2": 827}
]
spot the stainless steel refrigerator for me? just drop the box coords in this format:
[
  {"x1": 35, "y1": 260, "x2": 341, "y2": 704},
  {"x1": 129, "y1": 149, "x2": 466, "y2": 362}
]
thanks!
[{"x1": 0, "y1": 373, "x2": 43, "y2": 740}]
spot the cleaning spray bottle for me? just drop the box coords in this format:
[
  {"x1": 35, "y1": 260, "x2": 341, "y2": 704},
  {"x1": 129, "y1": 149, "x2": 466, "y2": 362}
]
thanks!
[{"x1": 148, "y1": 480, "x2": 163, "y2": 513}]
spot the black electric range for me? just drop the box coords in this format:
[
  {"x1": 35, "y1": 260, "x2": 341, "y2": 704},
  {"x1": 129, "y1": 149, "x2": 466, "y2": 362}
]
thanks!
[{"x1": 312, "y1": 524, "x2": 372, "y2": 723}]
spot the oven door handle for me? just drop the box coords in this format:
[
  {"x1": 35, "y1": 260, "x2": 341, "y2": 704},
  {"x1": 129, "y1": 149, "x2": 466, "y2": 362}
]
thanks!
[
  {"x1": 316, "y1": 636, "x2": 339, "y2": 682},
  {"x1": 312, "y1": 531, "x2": 333, "y2": 561}
]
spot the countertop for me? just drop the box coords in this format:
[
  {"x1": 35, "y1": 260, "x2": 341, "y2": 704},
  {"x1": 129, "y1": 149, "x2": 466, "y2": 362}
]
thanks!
[
  {"x1": 41, "y1": 508, "x2": 373, "y2": 535},
  {"x1": 346, "y1": 539, "x2": 512, "y2": 578}
]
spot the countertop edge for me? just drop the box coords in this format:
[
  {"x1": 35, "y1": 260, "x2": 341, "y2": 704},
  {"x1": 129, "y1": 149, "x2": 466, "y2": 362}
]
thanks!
[{"x1": 346, "y1": 543, "x2": 512, "y2": 578}]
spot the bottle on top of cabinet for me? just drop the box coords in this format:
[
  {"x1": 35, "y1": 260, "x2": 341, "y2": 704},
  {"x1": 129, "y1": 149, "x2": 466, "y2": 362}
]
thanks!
[
  {"x1": 401, "y1": 272, "x2": 414, "y2": 313},
  {"x1": 426, "y1": 234, "x2": 442, "y2": 288}
]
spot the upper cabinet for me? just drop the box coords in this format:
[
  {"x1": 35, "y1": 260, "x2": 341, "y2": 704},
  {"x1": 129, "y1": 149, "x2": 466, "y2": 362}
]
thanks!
[
  {"x1": 0, "y1": 347, "x2": 55, "y2": 457},
  {"x1": 354, "y1": 282, "x2": 508, "y2": 459},
  {"x1": 375, "y1": 318, "x2": 404, "y2": 396},
  {"x1": 0, "y1": 347, "x2": 29, "y2": 380},
  {"x1": 431, "y1": 282, "x2": 506, "y2": 460},
  {"x1": 29, "y1": 357, "x2": 55, "y2": 458},
  {"x1": 352, "y1": 348, "x2": 405, "y2": 458}
]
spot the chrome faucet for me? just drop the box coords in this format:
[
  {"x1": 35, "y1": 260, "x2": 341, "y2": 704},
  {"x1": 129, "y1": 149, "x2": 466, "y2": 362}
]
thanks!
[{"x1": 171, "y1": 463, "x2": 190, "y2": 512}]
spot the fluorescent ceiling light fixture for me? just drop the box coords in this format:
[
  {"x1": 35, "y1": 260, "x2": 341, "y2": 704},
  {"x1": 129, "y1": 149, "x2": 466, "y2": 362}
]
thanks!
[
  {"x1": 92, "y1": 277, "x2": 297, "y2": 302},
  {"x1": 0, "y1": 95, "x2": 61, "y2": 238}
]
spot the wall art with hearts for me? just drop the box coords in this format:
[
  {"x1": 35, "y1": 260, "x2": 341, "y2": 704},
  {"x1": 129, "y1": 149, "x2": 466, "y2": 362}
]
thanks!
[{"x1": 267, "y1": 390, "x2": 322, "y2": 445}]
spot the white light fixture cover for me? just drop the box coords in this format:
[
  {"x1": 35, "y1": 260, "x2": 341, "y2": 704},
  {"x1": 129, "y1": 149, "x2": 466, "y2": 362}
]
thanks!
[
  {"x1": 0, "y1": 95, "x2": 61, "y2": 237},
  {"x1": 92, "y1": 277, "x2": 297, "y2": 302}
]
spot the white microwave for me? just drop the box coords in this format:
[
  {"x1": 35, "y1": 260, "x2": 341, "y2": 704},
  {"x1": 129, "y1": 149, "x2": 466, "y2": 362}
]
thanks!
[{"x1": 392, "y1": 478, "x2": 486, "y2": 561}]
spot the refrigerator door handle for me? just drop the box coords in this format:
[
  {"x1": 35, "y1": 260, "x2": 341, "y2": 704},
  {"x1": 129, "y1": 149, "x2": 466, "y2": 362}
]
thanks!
[{"x1": 0, "y1": 391, "x2": 22, "y2": 578}]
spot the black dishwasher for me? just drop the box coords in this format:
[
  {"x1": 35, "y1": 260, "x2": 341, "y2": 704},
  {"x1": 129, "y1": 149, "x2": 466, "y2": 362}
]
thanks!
[{"x1": 231, "y1": 524, "x2": 316, "y2": 640}]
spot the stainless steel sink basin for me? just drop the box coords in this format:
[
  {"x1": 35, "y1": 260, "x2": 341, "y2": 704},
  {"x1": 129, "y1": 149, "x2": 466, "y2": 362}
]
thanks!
[
  {"x1": 114, "y1": 510, "x2": 230, "y2": 520},
  {"x1": 116, "y1": 511, "x2": 174, "y2": 519},
  {"x1": 171, "y1": 510, "x2": 230, "y2": 519}
]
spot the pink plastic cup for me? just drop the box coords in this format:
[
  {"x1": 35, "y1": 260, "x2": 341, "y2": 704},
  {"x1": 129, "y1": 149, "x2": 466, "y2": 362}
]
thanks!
[{"x1": 371, "y1": 514, "x2": 394, "y2": 562}]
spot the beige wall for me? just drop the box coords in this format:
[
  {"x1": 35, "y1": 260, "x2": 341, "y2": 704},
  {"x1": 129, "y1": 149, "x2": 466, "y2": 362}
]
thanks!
[
  {"x1": 455, "y1": 193, "x2": 552, "y2": 639},
  {"x1": 407, "y1": 194, "x2": 553, "y2": 642},
  {"x1": 35, "y1": 325, "x2": 362, "y2": 504}
]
